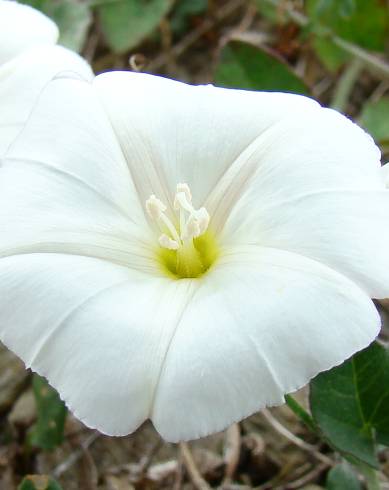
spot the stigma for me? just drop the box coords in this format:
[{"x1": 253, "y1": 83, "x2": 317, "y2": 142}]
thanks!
[{"x1": 145, "y1": 184, "x2": 216, "y2": 279}]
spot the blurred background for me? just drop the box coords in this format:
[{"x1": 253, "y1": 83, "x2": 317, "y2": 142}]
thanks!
[{"x1": 1, "y1": 1, "x2": 389, "y2": 489}]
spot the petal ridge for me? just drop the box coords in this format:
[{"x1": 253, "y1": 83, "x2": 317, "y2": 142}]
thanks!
[
  {"x1": 26, "y1": 277, "x2": 135, "y2": 368},
  {"x1": 149, "y1": 279, "x2": 201, "y2": 417},
  {"x1": 205, "y1": 111, "x2": 317, "y2": 231},
  {"x1": 208, "y1": 109, "x2": 382, "y2": 232},
  {"x1": 93, "y1": 76, "x2": 173, "y2": 215},
  {"x1": 221, "y1": 189, "x2": 389, "y2": 298},
  {"x1": 93, "y1": 71, "x2": 320, "y2": 211},
  {"x1": 152, "y1": 245, "x2": 380, "y2": 441},
  {"x1": 5, "y1": 156, "x2": 135, "y2": 223}
]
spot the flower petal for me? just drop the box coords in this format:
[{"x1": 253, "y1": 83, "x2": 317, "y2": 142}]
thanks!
[
  {"x1": 5, "y1": 76, "x2": 134, "y2": 215},
  {"x1": 208, "y1": 108, "x2": 387, "y2": 298},
  {"x1": 0, "y1": 253, "x2": 195, "y2": 436},
  {"x1": 0, "y1": 77, "x2": 154, "y2": 272},
  {"x1": 0, "y1": 248, "x2": 378, "y2": 440},
  {"x1": 152, "y1": 246, "x2": 380, "y2": 442},
  {"x1": 0, "y1": 45, "x2": 93, "y2": 157},
  {"x1": 206, "y1": 107, "x2": 382, "y2": 231},
  {"x1": 381, "y1": 163, "x2": 389, "y2": 187},
  {"x1": 222, "y1": 190, "x2": 389, "y2": 298},
  {"x1": 0, "y1": 162, "x2": 155, "y2": 272},
  {"x1": 93, "y1": 71, "x2": 319, "y2": 209},
  {"x1": 0, "y1": 0, "x2": 58, "y2": 64}
]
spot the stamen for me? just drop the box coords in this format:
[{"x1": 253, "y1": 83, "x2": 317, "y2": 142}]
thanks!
[
  {"x1": 159, "y1": 213, "x2": 181, "y2": 243},
  {"x1": 183, "y1": 216, "x2": 201, "y2": 241},
  {"x1": 159, "y1": 234, "x2": 180, "y2": 250},
  {"x1": 176, "y1": 183, "x2": 192, "y2": 203},
  {"x1": 146, "y1": 183, "x2": 210, "y2": 251},
  {"x1": 146, "y1": 183, "x2": 217, "y2": 279},
  {"x1": 174, "y1": 191, "x2": 193, "y2": 213},
  {"x1": 145, "y1": 195, "x2": 166, "y2": 220},
  {"x1": 194, "y1": 208, "x2": 210, "y2": 235},
  {"x1": 146, "y1": 194, "x2": 180, "y2": 243}
]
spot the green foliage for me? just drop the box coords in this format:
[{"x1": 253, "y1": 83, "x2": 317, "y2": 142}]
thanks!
[
  {"x1": 97, "y1": 0, "x2": 173, "y2": 53},
  {"x1": 21, "y1": 0, "x2": 92, "y2": 52},
  {"x1": 326, "y1": 462, "x2": 362, "y2": 490},
  {"x1": 306, "y1": 0, "x2": 388, "y2": 70},
  {"x1": 359, "y1": 97, "x2": 389, "y2": 145},
  {"x1": 310, "y1": 342, "x2": 389, "y2": 468},
  {"x1": 214, "y1": 41, "x2": 308, "y2": 94},
  {"x1": 48, "y1": 0, "x2": 92, "y2": 52},
  {"x1": 18, "y1": 475, "x2": 62, "y2": 490},
  {"x1": 306, "y1": 0, "x2": 388, "y2": 51},
  {"x1": 170, "y1": 0, "x2": 208, "y2": 35},
  {"x1": 29, "y1": 374, "x2": 67, "y2": 451},
  {"x1": 313, "y1": 0, "x2": 356, "y2": 19},
  {"x1": 310, "y1": 38, "x2": 349, "y2": 72}
]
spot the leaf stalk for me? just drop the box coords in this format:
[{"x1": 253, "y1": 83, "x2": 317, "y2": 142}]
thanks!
[{"x1": 284, "y1": 394, "x2": 317, "y2": 433}]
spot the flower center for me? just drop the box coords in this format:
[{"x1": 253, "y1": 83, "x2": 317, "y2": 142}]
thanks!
[{"x1": 146, "y1": 183, "x2": 218, "y2": 279}]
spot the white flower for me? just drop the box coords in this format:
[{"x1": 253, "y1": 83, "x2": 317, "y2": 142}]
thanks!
[
  {"x1": 0, "y1": 72, "x2": 387, "y2": 442},
  {"x1": 0, "y1": 0, "x2": 93, "y2": 157},
  {"x1": 381, "y1": 163, "x2": 389, "y2": 187}
]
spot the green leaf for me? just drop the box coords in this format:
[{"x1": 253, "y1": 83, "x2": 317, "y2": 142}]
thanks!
[
  {"x1": 29, "y1": 374, "x2": 67, "y2": 451},
  {"x1": 306, "y1": 0, "x2": 388, "y2": 52},
  {"x1": 359, "y1": 97, "x2": 389, "y2": 145},
  {"x1": 326, "y1": 462, "x2": 362, "y2": 490},
  {"x1": 310, "y1": 341, "x2": 389, "y2": 468},
  {"x1": 18, "y1": 475, "x2": 63, "y2": 490},
  {"x1": 214, "y1": 41, "x2": 308, "y2": 94},
  {"x1": 21, "y1": 0, "x2": 92, "y2": 52},
  {"x1": 49, "y1": 1, "x2": 92, "y2": 52},
  {"x1": 311, "y1": 38, "x2": 349, "y2": 72},
  {"x1": 97, "y1": 0, "x2": 173, "y2": 53}
]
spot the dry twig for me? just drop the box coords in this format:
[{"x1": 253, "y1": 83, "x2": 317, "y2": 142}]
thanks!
[
  {"x1": 179, "y1": 442, "x2": 211, "y2": 490},
  {"x1": 138, "y1": 437, "x2": 163, "y2": 475},
  {"x1": 52, "y1": 431, "x2": 100, "y2": 479},
  {"x1": 263, "y1": 0, "x2": 389, "y2": 79},
  {"x1": 222, "y1": 423, "x2": 241, "y2": 485},
  {"x1": 284, "y1": 462, "x2": 329, "y2": 489},
  {"x1": 148, "y1": 0, "x2": 245, "y2": 71},
  {"x1": 173, "y1": 448, "x2": 184, "y2": 490},
  {"x1": 261, "y1": 409, "x2": 333, "y2": 466}
]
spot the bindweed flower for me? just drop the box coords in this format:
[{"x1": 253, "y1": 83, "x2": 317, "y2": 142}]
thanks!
[
  {"x1": 0, "y1": 0, "x2": 93, "y2": 156},
  {"x1": 0, "y1": 72, "x2": 388, "y2": 442},
  {"x1": 382, "y1": 163, "x2": 389, "y2": 187}
]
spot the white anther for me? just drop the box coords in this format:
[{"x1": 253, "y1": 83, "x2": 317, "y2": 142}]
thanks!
[
  {"x1": 146, "y1": 183, "x2": 210, "y2": 250},
  {"x1": 174, "y1": 192, "x2": 190, "y2": 211},
  {"x1": 159, "y1": 234, "x2": 180, "y2": 250},
  {"x1": 146, "y1": 195, "x2": 167, "y2": 220},
  {"x1": 177, "y1": 183, "x2": 192, "y2": 202},
  {"x1": 174, "y1": 191, "x2": 195, "y2": 213},
  {"x1": 195, "y1": 207, "x2": 210, "y2": 235}
]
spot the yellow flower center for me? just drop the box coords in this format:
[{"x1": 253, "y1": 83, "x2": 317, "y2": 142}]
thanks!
[{"x1": 146, "y1": 183, "x2": 218, "y2": 279}]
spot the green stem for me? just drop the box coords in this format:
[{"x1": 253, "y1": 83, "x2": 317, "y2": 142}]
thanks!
[
  {"x1": 284, "y1": 394, "x2": 317, "y2": 433},
  {"x1": 362, "y1": 466, "x2": 382, "y2": 490},
  {"x1": 330, "y1": 58, "x2": 363, "y2": 112}
]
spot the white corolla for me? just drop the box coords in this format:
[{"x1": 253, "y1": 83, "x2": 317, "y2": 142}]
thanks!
[
  {"x1": 0, "y1": 72, "x2": 387, "y2": 442},
  {"x1": 0, "y1": 0, "x2": 93, "y2": 156},
  {"x1": 382, "y1": 163, "x2": 389, "y2": 187}
]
